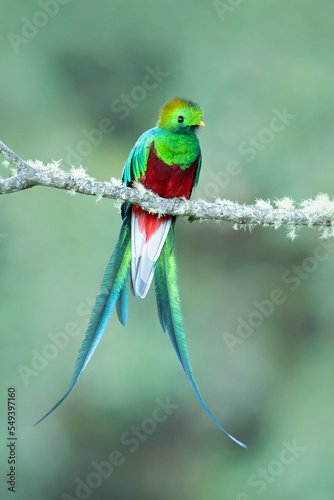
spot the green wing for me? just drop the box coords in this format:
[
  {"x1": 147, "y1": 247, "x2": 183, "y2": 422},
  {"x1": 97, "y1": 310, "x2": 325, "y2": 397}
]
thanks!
[
  {"x1": 192, "y1": 152, "x2": 202, "y2": 191},
  {"x1": 121, "y1": 127, "x2": 157, "y2": 185}
]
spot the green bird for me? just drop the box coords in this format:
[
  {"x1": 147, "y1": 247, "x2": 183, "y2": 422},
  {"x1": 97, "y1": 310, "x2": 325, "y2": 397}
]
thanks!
[{"x1": 36, "y1": 97, "x2": 246, "y2": 448}]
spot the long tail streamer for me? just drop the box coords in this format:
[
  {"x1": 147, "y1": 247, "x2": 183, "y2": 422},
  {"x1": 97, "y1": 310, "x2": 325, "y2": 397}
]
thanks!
[
  {"x1": 154, "y1": 223, "x2": 246, "y2": 448},
  {"x1": 35, "y1": 211, "x2": 132, "y2": 425},
  {"x1": 36, "y1": 209, "x2": 246, "y2": 447}
]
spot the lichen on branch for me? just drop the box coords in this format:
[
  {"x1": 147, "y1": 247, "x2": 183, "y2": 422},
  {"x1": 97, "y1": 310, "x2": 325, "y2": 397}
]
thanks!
[{"x1": 1, "y1": 138, "x2": 334, "y2": 239}]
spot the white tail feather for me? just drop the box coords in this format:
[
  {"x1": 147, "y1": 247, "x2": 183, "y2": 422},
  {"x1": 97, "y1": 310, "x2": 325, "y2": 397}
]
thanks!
[{"x1": 131, "y1": 212, "x2": 171, "y2": 298}]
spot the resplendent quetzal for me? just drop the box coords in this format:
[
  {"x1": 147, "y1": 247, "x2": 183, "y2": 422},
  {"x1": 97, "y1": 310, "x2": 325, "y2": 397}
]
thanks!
[{"x1": 36, "y1": 97, "x2": 246, "y2": 448}]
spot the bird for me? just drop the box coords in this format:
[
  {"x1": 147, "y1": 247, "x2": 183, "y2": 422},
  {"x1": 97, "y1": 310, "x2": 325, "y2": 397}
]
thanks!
[{"x1": 35, "y1": 97, "x2": 246, "y2": 448}]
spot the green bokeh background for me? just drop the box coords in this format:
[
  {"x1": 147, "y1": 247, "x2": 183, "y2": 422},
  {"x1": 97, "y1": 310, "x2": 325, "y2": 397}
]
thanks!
[{"x1": 1, "y1": 1, "x2": 334, "y2": 498}]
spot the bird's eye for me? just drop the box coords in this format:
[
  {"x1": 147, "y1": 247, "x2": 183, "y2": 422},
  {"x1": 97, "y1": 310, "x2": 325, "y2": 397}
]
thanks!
[{"x1": 177, "y1": 116, "x2": 184, "y2": 123}]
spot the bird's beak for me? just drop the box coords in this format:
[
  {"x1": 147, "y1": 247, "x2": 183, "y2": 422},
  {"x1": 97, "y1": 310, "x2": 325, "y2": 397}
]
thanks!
[{"x1": 197, "y1": 120, "x2": 205, "y2": 127}]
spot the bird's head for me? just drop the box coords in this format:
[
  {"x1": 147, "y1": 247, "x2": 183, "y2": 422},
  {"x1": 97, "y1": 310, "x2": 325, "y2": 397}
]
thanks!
[{"x1": 156, "y1": 97, "x2": 204, "y2": 134}]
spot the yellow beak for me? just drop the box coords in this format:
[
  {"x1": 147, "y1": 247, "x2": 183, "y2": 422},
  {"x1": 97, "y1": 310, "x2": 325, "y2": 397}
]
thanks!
[{"x1": 197, "y1": 120, "x2": 205, "y2": 127}]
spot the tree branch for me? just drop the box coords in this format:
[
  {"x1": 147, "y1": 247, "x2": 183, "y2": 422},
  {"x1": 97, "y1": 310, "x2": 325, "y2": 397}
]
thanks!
[{"x1": 1, "y1": 139, "x2": 334, "y2": 237}]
